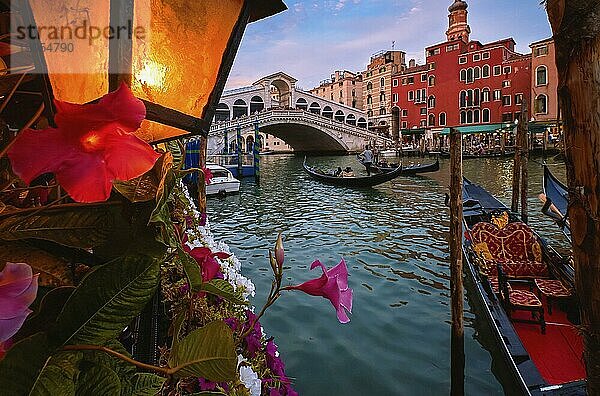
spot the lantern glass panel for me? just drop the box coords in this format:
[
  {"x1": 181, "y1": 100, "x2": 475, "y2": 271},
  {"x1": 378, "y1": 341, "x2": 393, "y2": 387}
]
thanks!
[
  {"x1": 29, "y1": 0, "x2": 110, "y2": 103},
  {"x1": 131, "y1": 0, "x2": 244, "y2": 131}
]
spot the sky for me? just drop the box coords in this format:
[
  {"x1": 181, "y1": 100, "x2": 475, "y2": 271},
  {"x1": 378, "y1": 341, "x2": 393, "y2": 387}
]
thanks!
[{"x1": 225, "y1": 0, "x2": 552, "y2": 90}]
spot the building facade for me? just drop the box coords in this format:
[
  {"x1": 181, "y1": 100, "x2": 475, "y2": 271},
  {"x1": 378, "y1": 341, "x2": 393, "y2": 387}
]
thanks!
[
  {"x1": 309, "y1": 70, "x2": 363, "y2": 110},
  {"x1": 530, "y1": 38, "x2": 558, "y2": 123},
  {"x1": 362, "y1": 50, "x2": 405, "y2": 134},
  {"x1": 391, "y1": 0, "x2": 531, "y2": 132}
]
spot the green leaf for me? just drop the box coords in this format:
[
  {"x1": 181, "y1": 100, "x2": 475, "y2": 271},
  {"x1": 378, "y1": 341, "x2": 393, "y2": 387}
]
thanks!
[
  {"x1": 200, "y1": 279, "x2": 248, "y2": 306},
  {"x1": 53, "y1": 255, "x2": 160, "y2": 346},
  {"x1": 30, "y1": 351, "x2": 81, "y2": 396},
  {"x1": 168, "y1": 321, "x2": 237, "y2": 381},
  {"x1": 0, "y1": 333, "x2": 52, "y2": 395},
  {"x1": 75, "y1": 364, "x2": 121, "y2": 396},
  {"x1": 166, "y1": 140, "x2": 185, "y2": 170},
  {"x1": 0, "y1": 203, "x2": 116, "y2": 249},
  {"x1": 178, "y1": 248, "x2": 202, "y2": 292},
  {"x1": 16, "y1": 286, "x2": 75, "y2": 342},
  {"x1": 113, "y1": 153, "x2": 175, "y2": 203},
  {"x1": 121, "y1": 373, "x2": 165, "y2": 396}
]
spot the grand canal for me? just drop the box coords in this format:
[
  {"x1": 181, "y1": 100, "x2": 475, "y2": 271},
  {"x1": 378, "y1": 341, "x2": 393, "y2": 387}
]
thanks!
[{"x1": 206, "y1": 154, "x2": 568, "y2": 395}]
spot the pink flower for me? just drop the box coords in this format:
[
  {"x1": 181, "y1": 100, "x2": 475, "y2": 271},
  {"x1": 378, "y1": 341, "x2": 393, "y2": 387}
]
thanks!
[
  {"x1": 0, "y1": 263, "x2": 39, "y2": 343},
  {"x1": 202, "y1": 167, "x2": 213, "y2": 185},
  {"x1": 188, "y1": 247, "x2": 230, "y2": 282},
  {"x1": 284, "y1": 259, "x2": 353, "y2": 323},
  {"x1": 275, "y1": 233, "x2": 284, "y2": 270},
  {"x1": 8, "y1": 83, "x2": 160, "y2": 203}
]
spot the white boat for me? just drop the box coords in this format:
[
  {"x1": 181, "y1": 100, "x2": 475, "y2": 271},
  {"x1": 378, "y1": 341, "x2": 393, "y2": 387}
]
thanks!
[{"x1": 206, "y1": 164, "x2": 240, "y2": 196}]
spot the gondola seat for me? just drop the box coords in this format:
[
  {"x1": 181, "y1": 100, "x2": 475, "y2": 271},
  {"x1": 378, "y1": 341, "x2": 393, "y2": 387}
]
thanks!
[
  {"x1": 534, "y1": 279, "x2": 573, "y2": 315},
  {"x1": 498, "y1": 264, "x2": 546, "y2": 334},
  {"x1": 471, "y1": 221, "x2": 549, "y2": 279}
]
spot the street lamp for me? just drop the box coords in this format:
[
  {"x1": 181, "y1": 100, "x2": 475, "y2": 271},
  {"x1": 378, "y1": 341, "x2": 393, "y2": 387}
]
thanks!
[{"x1": 14, "y1": 0, "x2": 286, "y2": 143}]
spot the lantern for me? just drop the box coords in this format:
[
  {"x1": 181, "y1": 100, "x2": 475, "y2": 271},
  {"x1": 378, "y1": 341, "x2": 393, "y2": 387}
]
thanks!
[{"x1": 11, "y1": 0, "x2": 286, "y2": 143}]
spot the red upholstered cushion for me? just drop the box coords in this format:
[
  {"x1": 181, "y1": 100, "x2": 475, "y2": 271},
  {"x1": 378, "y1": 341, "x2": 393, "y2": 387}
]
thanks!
[
  {"x1": 510, "y1": 289, "x2": 542, "y2": 307},
  {"x1": 535, "y1": 279, "x2": 572, "y2": 298},
  {"x1": 503, "y1": 260, "x2": 549, "y2": 279},
  {"x1": 471, "y1": 222, "x2": 504, "y2": 259}
]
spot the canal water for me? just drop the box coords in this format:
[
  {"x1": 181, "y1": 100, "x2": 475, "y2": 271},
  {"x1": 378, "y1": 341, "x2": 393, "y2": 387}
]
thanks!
[{"x1": 206, "y1": 153, "x2": 568, "y2": 395}]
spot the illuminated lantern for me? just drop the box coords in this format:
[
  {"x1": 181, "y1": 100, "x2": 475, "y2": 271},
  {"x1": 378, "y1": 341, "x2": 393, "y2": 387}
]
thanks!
[{"x1": 12, "y1": 0, "x2": 286, "y2": 143}]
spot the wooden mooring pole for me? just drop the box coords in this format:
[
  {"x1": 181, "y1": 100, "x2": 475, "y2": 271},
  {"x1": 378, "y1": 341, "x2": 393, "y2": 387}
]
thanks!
[
  {"x1": 236, "y1": 125, "x2": 243, "y2": 178},
  {"x1": 449, "y1": 127, "x2": 464, "y2": 396},
  {"x1": 519, "y1": 107, "x2": 529, "y2": 224},
  {"x1": 253, "y1": 121, "x2": 260, "y2": 184},
  {"x1": 511, "y1": 122, "x2": 522, "y2": 213},
  {"x1": 197, "y1": 136, "x2": 208, "y2": 215}
]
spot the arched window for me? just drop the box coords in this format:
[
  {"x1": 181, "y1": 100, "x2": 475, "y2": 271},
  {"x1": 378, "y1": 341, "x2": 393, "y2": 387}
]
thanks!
[
  {"x1": 380, "y1": 92, "x2": 386, "y2": 102},
  {"x1": 357, "y1": 117, "x2": 367, "y2": 128},
  {"x1": 232, "y1": 99, "x2": 248, "y2": 119},
  {"x1": 535, "y1": 94, "x2": 548, "y2": 114},
  {"x1": 467, "y1": 68, "x2": 473, "y2": 83},
  {"x1": 249, "y1": 96, "x2": 264, "y2": 113},
  {"x1": 335, "y1": 110, "x2": 345, "y2": 122},
  {"x1": 380, "y1": 77, "x2": 385, "y2": 88},
  {"x1": 215, "y1": 103, "x2": 230, "y2": 122},
  {"x1": 467, "y1": 110, "x2": 473, "y2": 123},
  {"x1": 367, "y1": 81, "x2": 373, "y2": 90},
  {"x1": 428, "y1": 114, "x2": 435, "y2": 126},
  {"x1": 474, "y1": 109, "x2": 480, "y2": 123},
  {"x1": 379, "y1": 107, "x2": 386, "y2": 116},
  {"x1": 322, "y1": 106, "x2": 334, "y2": 119},
  {"x1": 460, "y1": 69, "x2": 466, "y2": 82},
  {"x1": 536, "y1": 65, "x2": 548, "y2": 86},
  {"x1": 474, "y1": 66, "x2": 481, "y2": 79},
  {"x1": 367, "y1": 95, "x2": 373, "y2": 105},
  {"x1": 428, "y1": 95, "x2": 436, "y2": 108},
  {"x1": 467, "y1": 89, "x2": 473, "y2": 106},
  {"x1": 460, "y1": 111, "x2": 466, "y2": 124},
  {"x1": 309, "y1": 102, "x2": 321, "y2": 115},
  {"x1": 482, "y1": 108, "x2": 490, "y2": 123},
  {"x1": 346, "y1": 114, "x2": 357, "y2": 125},
  {"x1": 482, "y1": 65, "x2": 490, "y2": 78},
  {"x1": 439, "y1": 112, "x2": 447, "y2": 126},
  {"x1": 296, "y1": 97, "x2": 308, "y2": 110},
  {"x1": 428, "y1": 75, "x2": 435, "y2": 86},
  {"x1": 482, "y1": 88, "x2": 490, "y2": 102},
  {"x1": 460, "y1": 91, "x2": 467, "y2": 108},
  {"x1": 474, "y1": 88, "x2": 480, "y2": 106}
]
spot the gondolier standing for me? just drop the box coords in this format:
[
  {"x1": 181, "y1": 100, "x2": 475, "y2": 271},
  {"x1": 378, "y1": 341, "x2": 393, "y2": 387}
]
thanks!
[{"x1": 360, "y1": 146, "x2": 374, "y2": 176}]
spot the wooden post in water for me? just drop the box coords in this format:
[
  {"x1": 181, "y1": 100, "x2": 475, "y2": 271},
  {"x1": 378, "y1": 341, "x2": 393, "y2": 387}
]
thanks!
[
  {"x1": 449, "y1": 127, "x2": 464, "y2": 396},
  {"x1": 197, "y1": 136, "x2": 208, "y2": 215},
  {"x1": 519, "y1": 107, "x2": 529, "y2": 223},
  {"x1": 253, "y1": 120, "x2": 260, "y2": 184},
  {"x1": 547, "y1": 2, "x2": 600, "y2": 392},
  {"x1": 236, "y1": 125, "x2": 243, "y2": 178},
  {"x1": 223, "y1": 128, "x2": 228, "y2": 155},
  {"x1": 511, "y1": 121, "x2": 522, "y2": 213}
]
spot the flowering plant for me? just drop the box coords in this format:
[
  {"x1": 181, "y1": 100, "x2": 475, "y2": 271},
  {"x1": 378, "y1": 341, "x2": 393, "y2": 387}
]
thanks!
[{"x1": 0, "y1": 85, "x2": 353, "y2": 395}]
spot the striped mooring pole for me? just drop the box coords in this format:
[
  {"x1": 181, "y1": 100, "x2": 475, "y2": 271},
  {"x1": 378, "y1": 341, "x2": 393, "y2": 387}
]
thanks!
[
  {"x1": 236, "y1": 125, "x2": 243, "y2": 178},
  {"x1": 223, "y1": 129, "x2": 228, "y2": 155},
  {"x1": 253, "y1": 121, "x2": 260, "y2": 183}
]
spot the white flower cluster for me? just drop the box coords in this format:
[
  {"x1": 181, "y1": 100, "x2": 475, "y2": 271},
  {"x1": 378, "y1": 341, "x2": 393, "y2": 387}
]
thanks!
[
  {"x1": 238, "y1": 355, "x2": 262, "y2": 396},
  {"x1": 180, "y1": 183, "x2": 256, "y2": 298}
]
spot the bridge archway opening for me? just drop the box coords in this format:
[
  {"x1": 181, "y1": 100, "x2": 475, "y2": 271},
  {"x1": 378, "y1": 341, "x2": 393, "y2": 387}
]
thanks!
[
  {"x1": 296, "y1": 97, "x2": 308, "y2": 111},
  {"x1": 229, "y1": 140, "x2": 236, "y2": 153},
  {"x1": 357, "y1": 117, "x2": 367, "y2": 129},
  {"x1": 215, "y1": 103, "x2": 230, "y2": 122},
  {"x1": 250, "y1": 96, "x2": 264, "y2": 114},
  {"x1": 233, "y1": 99, "x2": 248, "y2": 119},
  {"x1": 322, "y1": 106, "x2": 333, "y2": 119},
  {"x1": 246, "y1": 135, "x2": 254, "y2": 153},
  {"x1": 270, "y1": 79, "x2": 291, "y2": 109},
  {"x1": 309, "y1": 102, "x2": 321, "y2": 115},
  {"x1": 346, "y1": 114, "x2": 356, "y2": 126},
  {"x1": 334, "y1": 110, "x2": 345, "y2": 122}
]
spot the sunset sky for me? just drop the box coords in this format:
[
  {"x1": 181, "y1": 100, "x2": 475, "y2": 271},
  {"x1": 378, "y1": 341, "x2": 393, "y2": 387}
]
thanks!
[{"x1": 226, "y1": 0, "x2": 552, "y2": 89}]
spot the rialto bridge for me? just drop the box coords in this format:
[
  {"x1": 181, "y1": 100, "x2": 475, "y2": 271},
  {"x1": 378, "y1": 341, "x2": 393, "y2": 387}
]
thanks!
[{"x1": 206, "y1": 72, "x2": 391, "y2": 153}]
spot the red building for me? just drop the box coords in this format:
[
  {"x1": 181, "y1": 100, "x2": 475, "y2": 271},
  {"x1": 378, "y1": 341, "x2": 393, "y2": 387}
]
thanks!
[{"x1": 392, "y1": 0, "x2": 531, "y2": 133}]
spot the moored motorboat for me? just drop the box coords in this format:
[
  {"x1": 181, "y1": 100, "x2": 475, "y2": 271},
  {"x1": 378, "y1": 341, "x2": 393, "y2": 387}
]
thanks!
[
  {"x1": 206, "y1": 163, "x2": 240, "y2": 196},
  {"x1": 303, "y1": 158, "x2": 403, "y2": 187},
  {"x1": 458, "y1": 178, "x2": 586, "y2": 395}
]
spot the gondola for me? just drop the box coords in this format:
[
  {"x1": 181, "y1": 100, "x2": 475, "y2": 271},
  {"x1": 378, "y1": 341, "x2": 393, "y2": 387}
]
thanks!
[
  {"x1": 458, "y1": 178, "x2": 585, "y2": 395},
  {"x1": 302, "y1": 158, "x2": 403, "y2": 187},
  {"x1": 540, "y1": 164, "x2": 570, "y2": 242},
  {"x1": 358, "y1": 157, "x2": 440, "y2": 175}
]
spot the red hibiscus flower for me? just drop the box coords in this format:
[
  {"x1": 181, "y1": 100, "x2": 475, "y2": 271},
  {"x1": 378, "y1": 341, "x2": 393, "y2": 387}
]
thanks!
[
  {"x1": 7, "y1": 83, "x2": 160, "y2": 203},
  {"x1": 188, "y1": 246, "x2": 230, "y2": 282}
]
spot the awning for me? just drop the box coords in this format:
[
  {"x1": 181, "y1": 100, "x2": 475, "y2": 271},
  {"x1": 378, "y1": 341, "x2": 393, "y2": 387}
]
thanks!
[
  {"x1": 440, "y1": 123, "x2": 515, "y2": 135},
  {"x1": 401, "y1": 128, "x2": 426, "y2": 135},
  {"x1": 528, "y1": 121, "x2": 560, "y2": 134}
]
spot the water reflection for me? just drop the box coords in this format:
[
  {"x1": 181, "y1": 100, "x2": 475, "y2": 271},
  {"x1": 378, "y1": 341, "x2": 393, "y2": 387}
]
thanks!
[{"x1": 206, "y1": 153, "x2": 566, "y2": 395}]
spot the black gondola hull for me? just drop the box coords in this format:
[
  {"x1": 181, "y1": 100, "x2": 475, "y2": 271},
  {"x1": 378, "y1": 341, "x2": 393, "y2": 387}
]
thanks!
[{"x1": 303, "y1": 159, "x2": 404, "y2": 187}]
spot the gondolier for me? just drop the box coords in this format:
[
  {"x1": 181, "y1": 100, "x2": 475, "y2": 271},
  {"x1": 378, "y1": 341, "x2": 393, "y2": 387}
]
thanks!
[{"x1": 359, "y1": 146, "x2": 374, "y2": 175}]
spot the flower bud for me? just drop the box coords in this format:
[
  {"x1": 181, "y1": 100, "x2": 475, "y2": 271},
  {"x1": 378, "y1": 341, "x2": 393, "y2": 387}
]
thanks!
[{"x1": 275, "y1": 233, "x2": 284, "y2": 271}]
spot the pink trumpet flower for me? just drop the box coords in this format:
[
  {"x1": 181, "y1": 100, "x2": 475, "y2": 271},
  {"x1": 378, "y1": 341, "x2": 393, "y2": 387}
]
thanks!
[
  {"x1": 284, "y1": 259, "x2": 353, "y2": 323},
  {"x1": 188, "y1": 247, "x2": 230, "y2": 282},
  {"x1": 0, "y1": 263, "x2": 39, "y2": 343}
]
